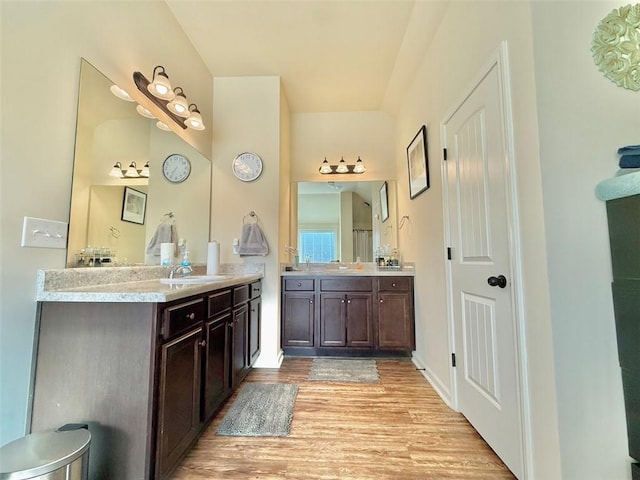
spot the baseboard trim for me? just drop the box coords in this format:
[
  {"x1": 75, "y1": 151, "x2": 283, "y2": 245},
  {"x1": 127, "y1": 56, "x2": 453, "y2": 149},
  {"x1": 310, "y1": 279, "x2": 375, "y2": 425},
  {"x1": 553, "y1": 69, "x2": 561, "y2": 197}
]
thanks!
[{"x1": 412, "y1": 354, "x2": 453, "y2": 409}]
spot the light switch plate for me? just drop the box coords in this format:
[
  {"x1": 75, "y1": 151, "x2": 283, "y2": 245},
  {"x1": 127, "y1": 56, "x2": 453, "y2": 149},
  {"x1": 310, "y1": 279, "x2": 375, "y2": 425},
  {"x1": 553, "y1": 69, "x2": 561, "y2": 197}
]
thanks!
[{"x1": 21, "y1": 216, "x2": 68, "y2": 249}]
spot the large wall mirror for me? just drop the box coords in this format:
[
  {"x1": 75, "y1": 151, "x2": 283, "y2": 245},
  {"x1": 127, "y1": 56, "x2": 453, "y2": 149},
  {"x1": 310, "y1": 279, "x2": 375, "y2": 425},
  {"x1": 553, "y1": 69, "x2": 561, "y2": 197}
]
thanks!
[
  {"x1": 296, "y1": 180, "x2": 398, "y2": 263},
  {"x1": 67, "y1": 59, "x2": 211, "y2": 267}
]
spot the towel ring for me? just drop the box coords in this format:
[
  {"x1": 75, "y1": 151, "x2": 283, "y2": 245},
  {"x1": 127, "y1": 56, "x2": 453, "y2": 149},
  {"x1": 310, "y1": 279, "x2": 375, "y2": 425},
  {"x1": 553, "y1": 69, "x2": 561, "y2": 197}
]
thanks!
[{"x1": 243, "y1": 211, "x2": 259, "y2": 224}]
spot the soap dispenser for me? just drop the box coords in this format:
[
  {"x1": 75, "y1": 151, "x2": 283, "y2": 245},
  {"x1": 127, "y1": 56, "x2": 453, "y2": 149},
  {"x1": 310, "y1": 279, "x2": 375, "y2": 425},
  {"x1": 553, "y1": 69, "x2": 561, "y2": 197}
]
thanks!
[{"x1": 181, "y1": 250, "x2": 191, "y2": 274}]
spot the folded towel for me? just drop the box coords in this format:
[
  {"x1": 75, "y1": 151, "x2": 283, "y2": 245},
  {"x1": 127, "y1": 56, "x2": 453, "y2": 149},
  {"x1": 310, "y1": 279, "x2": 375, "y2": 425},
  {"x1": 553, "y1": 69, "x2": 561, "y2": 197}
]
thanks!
[
  {"x1": 146, "y1": 223, "x2": 177, "y2": 256},
  {"x1": 617, "y1": 145, "x2": 640, "y2": 155},
  {"x1": 238, "y1": 223, "x2": 269, "y2": 256},
  {"x1": 619, "y1": 154, "x2": 640, "y2": 169}
]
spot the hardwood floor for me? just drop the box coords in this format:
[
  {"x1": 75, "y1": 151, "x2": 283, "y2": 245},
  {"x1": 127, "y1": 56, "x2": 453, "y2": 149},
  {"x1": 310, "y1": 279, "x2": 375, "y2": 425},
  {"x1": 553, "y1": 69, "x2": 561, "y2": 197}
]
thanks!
[{"x1": 172, "y1": 357, "x2": 515, "y2": 479}]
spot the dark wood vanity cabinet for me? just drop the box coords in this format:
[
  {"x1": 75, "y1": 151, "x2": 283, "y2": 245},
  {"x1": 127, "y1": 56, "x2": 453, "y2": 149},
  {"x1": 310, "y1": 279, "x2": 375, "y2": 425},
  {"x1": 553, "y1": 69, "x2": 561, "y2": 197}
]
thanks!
[
  {"x1": 282, "y1": 278, "x2": 316, "y2": 347},
  {"x1": 377, "y1": 277, "x2": 415, "y2": 350},
  {"x1": 31, "y1": 278, "x2": 261, "y2": 480},
  {"x1": 202, "y1": 289, "x2": 232, "y2": 424},
  {"x1": 282, "y1": 275, "x2": 413, "y2": 356},
  {"x1": 157, "y1": 321, "x2": 203, "y2": 477},
  {"x1": 248, "y1": 281, "x2": 262, "y2": 366},
  {"x1": 605, "y1": 194, "x2": 640, "y2": 470}
]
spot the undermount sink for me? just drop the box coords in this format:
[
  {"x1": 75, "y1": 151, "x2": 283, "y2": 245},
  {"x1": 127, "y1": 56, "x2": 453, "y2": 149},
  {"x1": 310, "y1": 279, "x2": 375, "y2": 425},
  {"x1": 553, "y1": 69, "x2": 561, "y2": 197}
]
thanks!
[{"x1": 159, "y1": 275, "x2": 230, "y2": 285}]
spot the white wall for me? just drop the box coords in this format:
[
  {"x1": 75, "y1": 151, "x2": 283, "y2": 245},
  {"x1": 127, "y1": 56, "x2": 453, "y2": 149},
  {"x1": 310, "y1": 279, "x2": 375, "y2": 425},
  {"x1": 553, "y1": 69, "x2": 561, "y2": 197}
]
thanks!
[
  {"x1": 211, "y1": 76, "x2": 285, "y2": 368},
  {"x1": 531, "y1": 3, "x2": 638, "y2": 479},
  {"x1": 0, "y1": 1, "x2": 212, "y2": 445},
  {"x1": 291, "y1": 111, "x2": 396, "y2": 182},
  {"x1": 395, "y1": 2, "x2": 562, "y2": 478}
]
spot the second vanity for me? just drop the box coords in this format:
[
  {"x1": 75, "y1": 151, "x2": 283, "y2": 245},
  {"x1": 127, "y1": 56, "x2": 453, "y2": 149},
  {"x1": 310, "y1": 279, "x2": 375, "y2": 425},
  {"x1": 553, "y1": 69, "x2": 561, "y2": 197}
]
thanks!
[
  {"x1": 281, "y1": 266, "x2": 415, "y2": 357},
  {"x1": 30, "y1": 265, "x2": 262, "y2": 480}
]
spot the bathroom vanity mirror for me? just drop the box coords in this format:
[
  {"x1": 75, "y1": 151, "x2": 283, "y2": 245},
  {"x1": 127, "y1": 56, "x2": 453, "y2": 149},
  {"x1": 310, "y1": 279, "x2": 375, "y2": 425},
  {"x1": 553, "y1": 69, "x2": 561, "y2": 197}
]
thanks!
[
  {"x1": 296, "y1": 180, "x2": 398, "y2": 263},
  {"x1": 66, "y1": 59, "x2": 211, "y2": 267}
]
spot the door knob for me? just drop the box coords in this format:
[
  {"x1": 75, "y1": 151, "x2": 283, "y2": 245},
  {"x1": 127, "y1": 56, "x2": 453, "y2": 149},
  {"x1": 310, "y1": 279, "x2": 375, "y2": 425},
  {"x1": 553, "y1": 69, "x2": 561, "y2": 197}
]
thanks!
[{"x1": 487, "y1": 275, "x2": 507, "y2": 288}]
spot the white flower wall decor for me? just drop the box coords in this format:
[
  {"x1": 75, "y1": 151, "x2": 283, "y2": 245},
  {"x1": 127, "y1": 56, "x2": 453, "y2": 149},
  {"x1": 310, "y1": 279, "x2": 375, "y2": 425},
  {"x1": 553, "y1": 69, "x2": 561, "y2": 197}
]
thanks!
[{"x1": 591, "y1": 3, "x2": 640, "y2": 91}]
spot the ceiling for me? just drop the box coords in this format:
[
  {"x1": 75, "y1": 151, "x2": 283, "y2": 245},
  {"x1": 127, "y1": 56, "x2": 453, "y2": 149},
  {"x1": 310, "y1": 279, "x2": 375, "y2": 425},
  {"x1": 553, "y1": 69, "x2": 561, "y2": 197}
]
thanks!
[{"x1": 166, "y1": 0, "x2": 447, "y2": 113}]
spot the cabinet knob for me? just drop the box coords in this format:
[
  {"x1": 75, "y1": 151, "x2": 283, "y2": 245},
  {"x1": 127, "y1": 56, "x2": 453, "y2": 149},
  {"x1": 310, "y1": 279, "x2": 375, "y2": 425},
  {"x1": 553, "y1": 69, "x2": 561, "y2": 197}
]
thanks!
[
  {"x1": 310, "y1": 300, "x2": 313, "y2": 304},
  {"x1": 198, "y1": 340, "x2": 206, "y2": 347},
  {"x1": 347, "y1": 299, "x2": 351, "y2": 304},
  {"x1": 392, "y1": 283, "x2": 396, "y2": 287},
  {"x1": 297, "y1": 282, "x2": 302, "y2": 287},
  {"x1": 341, "y1": 299, "x2": 345, "y2": 303},
  {"x1": 186, "y1": 312, "x2": 195, "y2": 320},
  {"x1": 380, "y1": 299, "x2": 384, "y2": 303}
]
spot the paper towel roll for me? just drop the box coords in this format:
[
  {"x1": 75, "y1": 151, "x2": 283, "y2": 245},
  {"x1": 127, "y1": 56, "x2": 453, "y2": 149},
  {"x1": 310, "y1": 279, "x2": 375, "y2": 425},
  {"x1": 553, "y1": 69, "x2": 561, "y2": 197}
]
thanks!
[
  {"x1": 207, "y1": 241, "x2": 220, "y2": 275},
  {"x1": 160, "y1": 243, "x2": 174, "y2": 266}
]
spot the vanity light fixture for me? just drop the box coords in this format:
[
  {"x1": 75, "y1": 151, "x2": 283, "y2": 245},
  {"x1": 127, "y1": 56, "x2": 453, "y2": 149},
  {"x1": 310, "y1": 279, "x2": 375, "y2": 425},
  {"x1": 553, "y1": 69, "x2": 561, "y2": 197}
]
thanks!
[
  {"x1": 110, "y1": 85, "x2": 135, "y2": 102},
  {"x1": 125, "y1": 162, "x2": 141, "y2": 178},
  {"x1": 133, "y1": 67, "x2": 206, "y2": 131},
  {"x1": 184, "y1": 104, "x2": 205, "y2": 130},
  {"x1": 318, "y1": 156, "x2": 366, "y2": 175},
  {"x1": 156, "y1": 121, "x2": 172, "y2": 131},
  {"x1": 109, "y1": 162, "x2": 125, "y2": 178},
  {"x1": 136, "y1": 105, "x2": 155, "y2": 119},
  {"x1": 140, "y1": 161, "x2": 150, "y2": 178},
  {"x1": 146, "y1": 66, "x2": 175, "y2": 100},
  {"x1": 109, "y1": 161, "x2": 150, "y2": 179},
  {"x1": 166, "y1": 88, "x2": 190, "y2": 117},
  {"x1": 319, "y1": 157, "x2": 333, "y2": 174}
]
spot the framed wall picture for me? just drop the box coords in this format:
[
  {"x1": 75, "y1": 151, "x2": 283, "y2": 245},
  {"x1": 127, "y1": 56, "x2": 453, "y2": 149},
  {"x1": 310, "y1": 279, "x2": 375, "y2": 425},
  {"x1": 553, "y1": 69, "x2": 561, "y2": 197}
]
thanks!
[
  {"x1": 121, "y1": 186, "x2": 147, "y2": 225},
  {"x1": 380, "y1": 181, "x2": 389, "y2": 223},
  {"x1": 407, "y1": 125, "x2": 429, "y2": 199}
]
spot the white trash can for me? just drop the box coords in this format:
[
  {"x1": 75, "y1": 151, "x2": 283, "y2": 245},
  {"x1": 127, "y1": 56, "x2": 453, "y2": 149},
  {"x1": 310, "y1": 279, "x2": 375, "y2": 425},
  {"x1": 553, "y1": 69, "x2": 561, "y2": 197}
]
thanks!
[{"x1": 0, "y1": 425, "x2": 90, "y2": 480}]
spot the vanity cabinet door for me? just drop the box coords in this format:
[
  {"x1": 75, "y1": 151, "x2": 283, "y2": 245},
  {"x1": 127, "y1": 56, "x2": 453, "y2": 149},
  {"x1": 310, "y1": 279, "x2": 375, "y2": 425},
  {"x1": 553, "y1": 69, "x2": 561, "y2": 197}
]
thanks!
[
  {"x1": 346, "y1": 293, "x2": 373, "y2": 347},
  {"x1": 230, "y1": 304, "x2": 249, "y2": 389},
  {"x1": 319, "y1": 293, "x2": 347, "y2": 347},
  {"x1": 378, "y1": 277, "x2": 415, "y2": 350},
  {"x1": 248, "y1": 296, "x2": 261, "y2": 366},
  {"x1": 157, "y1": 326, "x2": 203, "y2": 479},
  {"x1": 202, "y1": 313, "x2": 231, "y2": 424},
  {"x1": 282, "y1": 293, "x2": 315, "y2": 347}
]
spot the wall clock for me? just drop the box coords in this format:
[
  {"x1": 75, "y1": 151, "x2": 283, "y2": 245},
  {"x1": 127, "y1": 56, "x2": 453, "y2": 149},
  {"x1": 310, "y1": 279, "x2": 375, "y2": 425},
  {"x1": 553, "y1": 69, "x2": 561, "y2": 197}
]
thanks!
[
  {"x1": 232, "y1": 152, "x2": 263, "y2": 182},
  {"x1": 162, "y1": 153, "x2": 191, "y2": 183}
]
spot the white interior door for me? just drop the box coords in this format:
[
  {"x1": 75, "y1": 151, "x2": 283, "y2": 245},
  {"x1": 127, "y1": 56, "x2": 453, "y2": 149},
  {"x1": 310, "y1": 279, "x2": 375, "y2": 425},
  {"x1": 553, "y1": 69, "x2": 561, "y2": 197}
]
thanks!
[{"x1": 443, "y1": 51, "x2": 524, "y2": 478}]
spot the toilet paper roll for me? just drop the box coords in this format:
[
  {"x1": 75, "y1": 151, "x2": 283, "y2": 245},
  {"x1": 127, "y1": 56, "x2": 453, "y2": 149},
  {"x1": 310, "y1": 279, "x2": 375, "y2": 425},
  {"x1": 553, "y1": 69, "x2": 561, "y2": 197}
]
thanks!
[
  {"x1": 160, "y1": 243, "x2": 174, "y2": 266},
  {"x1": 207, "y1": 241, "x2": 220, "y2": 275}
]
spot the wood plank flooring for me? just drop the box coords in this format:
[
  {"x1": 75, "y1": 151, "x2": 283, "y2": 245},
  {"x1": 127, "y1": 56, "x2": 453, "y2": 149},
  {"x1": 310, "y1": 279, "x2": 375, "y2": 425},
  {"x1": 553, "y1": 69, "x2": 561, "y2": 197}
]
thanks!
[{"x1": 172, "y1": 357, "x2": 515, "y2": 479}]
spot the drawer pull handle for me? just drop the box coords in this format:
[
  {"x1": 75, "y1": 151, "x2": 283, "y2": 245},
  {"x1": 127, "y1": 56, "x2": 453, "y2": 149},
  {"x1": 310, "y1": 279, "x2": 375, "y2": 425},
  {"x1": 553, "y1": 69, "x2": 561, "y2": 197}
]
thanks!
[
  {"x1": 198, "y1": 340, "x2": 206, "y2": 347},
  {"x1": 186, "y1": 312, "x2": 196, "y2": 320}
]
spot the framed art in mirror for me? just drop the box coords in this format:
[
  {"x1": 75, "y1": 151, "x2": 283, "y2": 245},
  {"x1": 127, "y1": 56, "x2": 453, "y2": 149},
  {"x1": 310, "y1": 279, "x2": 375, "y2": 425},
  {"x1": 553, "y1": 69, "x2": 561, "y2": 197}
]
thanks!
[
  {"x1": 121, "y1": 187, "x2": 147, "y2": 225},
  {"x1": 407, "y1": 125, "x2": 429, "y2": 199},
  {"x1": 380, "y1": 181, "x2": 389, "y2": 223}
]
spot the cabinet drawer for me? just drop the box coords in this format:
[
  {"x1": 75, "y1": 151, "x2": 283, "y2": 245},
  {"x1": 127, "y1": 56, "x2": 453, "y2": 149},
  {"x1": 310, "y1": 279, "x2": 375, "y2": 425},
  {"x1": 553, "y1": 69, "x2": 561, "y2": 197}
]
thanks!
[
  {"x1": 233, "y1": 284, "x2": 250, "y2": 307},
  {"x1": 162, "y1": 298, "x2": 205, "y2": 339},
  {"x1": 208, "y1": 289, "x2": 231, "y2": 318},
  {"x1": 378, "y1": 277, "x2": 412, "y2": 292},
  {"x1": 250, "y1": 280, "x2": 262, "y2": 299},
  {"x1": 284, "y1": 278, "x2": 315, "y2": 291},
  {"x1": 320, "y1": 277, "x2": 372, "y2": 292}
]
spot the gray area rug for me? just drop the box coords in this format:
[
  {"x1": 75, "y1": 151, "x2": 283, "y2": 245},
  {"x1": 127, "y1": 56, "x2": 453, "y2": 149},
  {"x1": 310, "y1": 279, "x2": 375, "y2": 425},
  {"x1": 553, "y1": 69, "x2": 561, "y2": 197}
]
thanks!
[
  {"x1": 216, "y1": 383, "x2": 298, "y2": 436},
  {"x1": 308, "y1": 358, "x2": 380, "y2": 383}
]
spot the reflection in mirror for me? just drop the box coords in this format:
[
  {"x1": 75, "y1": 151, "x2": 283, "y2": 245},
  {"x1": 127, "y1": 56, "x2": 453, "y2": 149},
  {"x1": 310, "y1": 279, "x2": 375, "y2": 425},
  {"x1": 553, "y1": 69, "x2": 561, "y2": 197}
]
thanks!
[
  {"x1": 297, "y1": 180, "x2": 398, "y2": 263},
  {"x1": 67, "y1": 59, "x2": 211, "y2": 267}
]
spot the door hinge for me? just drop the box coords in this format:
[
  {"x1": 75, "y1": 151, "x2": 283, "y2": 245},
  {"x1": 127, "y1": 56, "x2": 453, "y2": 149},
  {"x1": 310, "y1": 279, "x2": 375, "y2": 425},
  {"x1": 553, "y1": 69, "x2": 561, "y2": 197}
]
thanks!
[
  {"x1": 451, "y1": 353, "x2": 456, "y2": 367},
  {"x1": 443, "y1": 148, "x2": 448, "y2": 161},
  {"x1": 447, "y1": 247, "x2": 452, "y2": 260}
]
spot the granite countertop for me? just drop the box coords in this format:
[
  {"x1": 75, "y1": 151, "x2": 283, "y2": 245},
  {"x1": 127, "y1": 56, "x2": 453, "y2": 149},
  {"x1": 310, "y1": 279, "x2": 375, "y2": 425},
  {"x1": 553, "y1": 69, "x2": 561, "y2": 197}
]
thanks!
[
  {"x1": 36, "y1": 264, "x2": 264, "y2": 303},
  {"x1": 596, "y1": 170, "x2": 640, "y2": 201},
  {"x1": 280, "y1": 263, "x2": 415, "y2": 277}
]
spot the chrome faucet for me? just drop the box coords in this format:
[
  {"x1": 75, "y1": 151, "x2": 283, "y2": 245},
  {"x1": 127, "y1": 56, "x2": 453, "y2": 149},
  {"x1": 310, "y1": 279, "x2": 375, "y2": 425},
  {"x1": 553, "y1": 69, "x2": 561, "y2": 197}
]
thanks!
[{"x1": 167, "y1": 264, "x2": 193, "y2": 279}]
